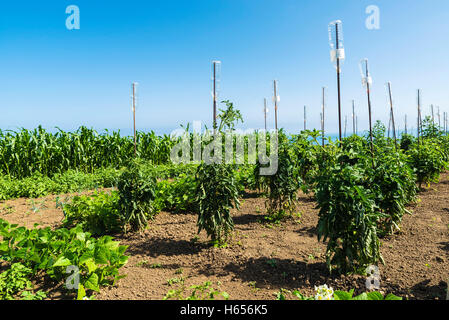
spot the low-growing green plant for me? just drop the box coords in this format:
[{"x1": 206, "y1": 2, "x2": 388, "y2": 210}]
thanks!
[
  {"x1": 154, "y1": 173, "x2": 197, "y2": 213},
  {"x1": 20, "y1": 290, "x2": 47, "y2": 300},
  {"x1": 62, "y1": 191, "x2": 122, "y2": 236},
  {"x1": 163, "y1": 278, "x2": 229, "y2": 300},
  {"x1": 0, "y1": 263, "x2": 34, "y2": 300},
  {"x1": 0, "y1": 167, "x2": 120, "y2": 201},
  {"x1": 276, "y1": 285, "x2": 401, "y2": 301},
  {"x1": 0, "y1": 219, "x2": 129, "y2": 300}
]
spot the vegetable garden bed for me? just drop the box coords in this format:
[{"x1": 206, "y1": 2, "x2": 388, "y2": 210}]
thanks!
[{"x1": 0, "y1": 174, "x2": 448, "y2": 300}]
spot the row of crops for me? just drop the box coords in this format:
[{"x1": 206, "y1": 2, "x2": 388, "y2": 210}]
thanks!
[
  {"x1": 1, "y1": 108, "x2": 448, "y2": 299},
  {"x1": 0, "y1": 126, "x2": 176, "y2": 178}
]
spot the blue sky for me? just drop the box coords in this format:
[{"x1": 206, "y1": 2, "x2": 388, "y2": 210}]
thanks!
[{"x1": 0, "y1": 0, "x2": 448, "y2": 135}]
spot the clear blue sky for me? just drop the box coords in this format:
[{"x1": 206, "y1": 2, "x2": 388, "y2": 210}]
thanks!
[{"x1": 1, "y1": 0, "x2": 448, "y2": 135}]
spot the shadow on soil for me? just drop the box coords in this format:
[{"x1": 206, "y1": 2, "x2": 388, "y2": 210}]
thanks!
[
  {"x1": 439, "y1": 241, "x2": 449, "y2": 251},
  {"x1": 214, "y1": 257, "x2": 347, "y2": 291},
  {"x1": 233, "y1": 213, "x2": 264, "y2": 226},
  {"x1": 296, "y1": 226, "x2": 318, "y2": 238},
  {"x1": 409, "y1": 279, "x2": 447, "y2": 300},
  {"x1": 125, "y1": 237, "x2": 208, "y2": 257}
]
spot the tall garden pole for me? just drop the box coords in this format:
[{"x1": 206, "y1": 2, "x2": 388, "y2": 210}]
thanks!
[
  {"x1": 132, "y1": 82, "x2": 138, "y2": 157},
  {"x1": 273, "y1": 80, "x2": 279, "y2": 131},
  {"x1": 304, "y1": 105, "x2": 307, "y2": 131},
  {"x1": 360, "y1": 58, "x2": 374, "y2": 164},
  {"x1": 417, "y1": 89, "x2": 421, "y2": 148},
  {"x1": 344, "y1": 115, "x2": 347, "y2": 138},
  {"x1": 431, "y1": 104, "x2": 434, "y2": 124},
  {"x1": 352, "y1": 100, "x2": 356, "y2": 136},
  {"x1": 387, "y1": 111, "x2": 391, "y2": 138},
  {"x1": 321, "y1": 87, "x2": 326, "y2": 147},
  {"x1": 444, "y1": 112, "x2": 447, "y2": 134},
  {"x1": 387, "y1": 82, "x2": 398, "y2": 149},
  {"x1": 328, "y1": 20, "x2": 345, "y2": 141},
  {"x1": 445, "y1": 112, "x2": 448, "y2": 134},
  {"x1": 264, "y1": 98, "x2": 268, "y2": 131},
  {"x1": 405, "y1": 114, "x2": 408, "y2": 135},
  {"x1": 212, "y1": 61, "x2": 221, "y2": 133}
]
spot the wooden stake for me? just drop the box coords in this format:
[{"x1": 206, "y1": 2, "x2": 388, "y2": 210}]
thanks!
[
  {"x1": 362, "y1": 60, "x2": 374, "y2": 164},
  {"x1": 387, "y1": 82, "x2": 397, "y2": 149},
  {"x1": 335, "y1": 24, "x2": 343, "y2": 141},
  {"x1": 264, "y1": 98, "x2": 268, "y2": 131},
  {"x1": 322, "y1": 87, "x2": 326, "y2": 147},
  {"x1": 213, "y1": 62, "x2": 217, "y2": 133},
  {"x1": 132, "y1": 82, "x2": 137, "y2": 157},
  {"x1": 405, "y1": 114, "x2": 408, "y2": 135},
  {"x1": 417, "y1": 89, "x2": 421, "y2": 147},
  {"x1": 431, "y1": 104, "x2": 434, "y2": 124},
  {"x1": 274, "y1": 80, "x2": 278, "y2": 131},
  {"x1": 344, "y1": 115, "x2": 347, "y2": 138},
  {"x1": 352, "y1": 100, "x2": 356, "y2": 136},
  {"x1": 304, "y1": 105, "x2": 307, "y2": 131}
]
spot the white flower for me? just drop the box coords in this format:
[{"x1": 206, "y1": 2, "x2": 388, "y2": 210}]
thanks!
[{"x1": 314, "y1": 284, "x2": 334, "y2": 300}]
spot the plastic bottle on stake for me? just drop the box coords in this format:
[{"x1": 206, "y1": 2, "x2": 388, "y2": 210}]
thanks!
[{"x1": 328, "y1": 20, "x2": 345, "y2": 70}]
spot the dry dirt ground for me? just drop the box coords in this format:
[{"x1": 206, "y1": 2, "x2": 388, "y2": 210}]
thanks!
[{"x1": 1, "y1": 174, "x2": 448, "y2": 300}]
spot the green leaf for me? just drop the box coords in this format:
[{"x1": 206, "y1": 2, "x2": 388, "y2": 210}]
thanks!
[
  {"x1": 384, "y1": 293, "x2": 402, "y2": 300},
  {"x1": 334, "y1": 290, "x2": 354, "y2": 300},
  {"x1": 366, "y1": 291, "x2": 384, "y2": 300},
  {"x1": 77, "y1": 284, "x2": 86, "y2": 300},
  {"x1": 52, "y1": 255, "x2": 72, "y2": 267},
  {"x1": 84, "y1": 259, "x2": 98, "y2": 273},
  {"x1": 84, "y1": 273, "x2": 100, "y2": 292},
  {"x1": 353, "y1": 293, "x2": 368, "y2": 300},
  {"x1": 94, "y1": 246, "x2": 109, "y2": 265}
]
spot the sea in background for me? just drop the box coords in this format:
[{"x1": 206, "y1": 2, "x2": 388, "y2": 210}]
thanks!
[{"x1": 0, "y1": 125, "x2": 412, "y2": 142}]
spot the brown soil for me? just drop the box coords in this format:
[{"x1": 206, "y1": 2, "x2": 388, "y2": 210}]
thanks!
[{"x1": 1, "y1": 175, "x2": 448, "y2": 300}]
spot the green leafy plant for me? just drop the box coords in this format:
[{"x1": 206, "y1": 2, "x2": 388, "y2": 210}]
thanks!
[
  {"x1": 195, "y1": 163, "x2": 240, "y2": 246},
  {"x1": 276, "y1": 285, "x2": 401, "y2": 301},
  {"x1": 163, "y1": 278, "x2": 229, "y2": 300},
  {"x1": 117, "y1": 160, "x2": 158, "y2": 232},
  {"x1": 333, "y1": 289, "x2": 402, "y2": 300},
  {"x1": 315, "y1": 147, "x2": 383, "y2": 273},
  {"x1": 0, "y1": 263, "x2": 34, "y2": 300},
  {"x1": 407, "y1": 141, "x2": 447, "y2": 188},
  {"x1": 62, "y1": 191, "x2": 122, "y2": 236},
  {"x1": 0, "y1": 219, "x2": 129, "y2": 300},
  {"x1": 257, "y1": 131, "x2": 301, "y2": 222}
]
